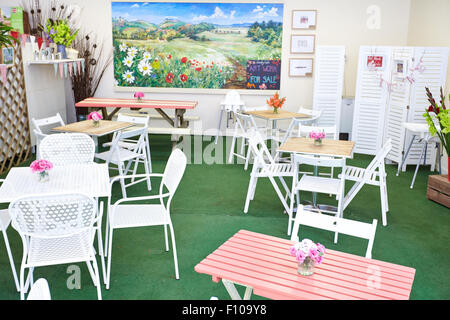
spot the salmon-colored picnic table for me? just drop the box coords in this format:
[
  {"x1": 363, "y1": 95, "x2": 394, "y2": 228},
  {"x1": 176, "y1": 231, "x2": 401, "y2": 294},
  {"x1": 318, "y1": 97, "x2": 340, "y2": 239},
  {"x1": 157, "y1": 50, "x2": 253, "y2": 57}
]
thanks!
[
  {"x1": 75, "y1": 97, "x2": 198, "y2": 128},
  {"x1": 194, "y1": 230, "x2": 416, "y2": 300}
]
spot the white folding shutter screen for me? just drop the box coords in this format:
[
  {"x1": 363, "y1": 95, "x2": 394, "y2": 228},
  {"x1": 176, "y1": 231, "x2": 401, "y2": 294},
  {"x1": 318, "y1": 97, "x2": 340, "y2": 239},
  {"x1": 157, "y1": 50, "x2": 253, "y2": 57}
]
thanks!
[
  {"x1": 312, "y1": 45, "x2": 345, "y2": 131},
  {"x1": 384, "y1": 47, "x2": 415, "y2": 164},
  {"x1": 352, "y1": 46, "x2": 392, "y2": 155},
  {"x1": 404, "y1": 47, "x2": 449, "y2": 168}
]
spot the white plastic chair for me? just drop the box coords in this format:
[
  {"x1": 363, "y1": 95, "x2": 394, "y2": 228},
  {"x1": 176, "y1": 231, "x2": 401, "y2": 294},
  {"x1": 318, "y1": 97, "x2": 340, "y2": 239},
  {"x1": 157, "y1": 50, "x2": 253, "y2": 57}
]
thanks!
[
  {"x1": 27, "y1": 278, "x2": 51, "y2": 300},
  {"x1": 103, "y1": 113, "x2": 152, "y2": 176},
  {"x1": 39, "y1": 133, "x2": 95, "y2": 165},
  {"x1": 291, "y1": 205, "x2": 378, "y2": 259},
  {"x1": 0, "y1": 180, "x2": 19, "y2": 292},
  {"x1": 289, "y1": 153, "x2": 346, "y2": 238},
  {"x1": 95, "y1": 126, "x2": 151, "y2": 198},
  {"x1": 244, "y1": 129, "x2": 293, "y2": 216},
  {"x1": 215, "y1": 90, "x2": 246, "y2": 144},
  {"x1": 32, "y1": 113, "x2": 65, "y2": 160},
  {"x1": 104, "y1": 148, "x2": 187, "y2": 290},
  {"x1": 8, "y1": 193, "x2": 104, "y2": 300},
  {"x1": 340, "y1": 139, "x2": 392, "y2": 226}
]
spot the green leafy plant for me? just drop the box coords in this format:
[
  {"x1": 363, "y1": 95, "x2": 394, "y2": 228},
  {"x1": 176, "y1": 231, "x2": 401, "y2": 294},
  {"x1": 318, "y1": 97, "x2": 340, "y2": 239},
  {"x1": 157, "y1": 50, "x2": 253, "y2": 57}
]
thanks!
[
  {"x1": 423, "y1": 87, "x2": 450, "y2": 156},
  {"x1": 0, "y1": 22, "x2": 15, "y2": 47},
  {"x1": 45, "y1": 19, "x2": 78, "y2": 47}
]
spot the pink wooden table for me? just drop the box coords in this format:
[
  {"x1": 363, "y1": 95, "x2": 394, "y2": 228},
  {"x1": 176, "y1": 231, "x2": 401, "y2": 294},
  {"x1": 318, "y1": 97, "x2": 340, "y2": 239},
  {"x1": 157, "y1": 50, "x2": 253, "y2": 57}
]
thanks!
[{"x1": 194, "y1": 230, "x2": 416, "y2": 300}]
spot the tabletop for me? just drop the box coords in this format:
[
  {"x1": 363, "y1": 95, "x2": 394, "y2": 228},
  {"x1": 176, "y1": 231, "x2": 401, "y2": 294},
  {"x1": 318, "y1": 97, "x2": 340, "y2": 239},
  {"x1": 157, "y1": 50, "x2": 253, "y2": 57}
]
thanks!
[
  {"x1": 0, "y1": 163, "x2": 110, "y2": 202},
  {"x1": 52, "y1": 120, "x2": 133, "y2": 137},
  {"x1": 194, "y1": 230, "x2": 416, "y2": 300},
  {"x1": 75, "y1": 97, "x2": 198, "y2": 109},
  {"x1": 278, "y1": 137, "x2": 355, "y2": 158},
  {"x1": 245, "y1": 109, "x2": 311, "y2": 120}
]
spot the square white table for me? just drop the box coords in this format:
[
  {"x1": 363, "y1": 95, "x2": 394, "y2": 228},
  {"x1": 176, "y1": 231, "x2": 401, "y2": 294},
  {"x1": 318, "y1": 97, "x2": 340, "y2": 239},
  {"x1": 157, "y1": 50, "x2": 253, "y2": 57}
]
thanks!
[{"x1": 0, "y1": 163, "x2": 110, "y2": 202}]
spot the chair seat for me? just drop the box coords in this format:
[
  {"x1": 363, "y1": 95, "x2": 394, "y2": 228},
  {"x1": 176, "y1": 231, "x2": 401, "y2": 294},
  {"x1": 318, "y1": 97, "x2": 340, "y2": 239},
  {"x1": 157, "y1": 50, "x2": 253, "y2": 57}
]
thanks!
[
  {"x1": 27, "y1": 232, "x2": 94, "y2": 267},
  {"x1": 111, "y1": 204, "x2": 170, "y2": 229},
  {"x1": 262, "y1": 163, "x2": 294, "y2": 176},
  {"x1": 95, "y1": 147, "x2": 142, "y2": 164},
  {"x1": 0, "y1": 209, "x2": 11, "y2": 230},
  {"x1": 296, "y1": 175, "x2": 342, "y2": 195}
]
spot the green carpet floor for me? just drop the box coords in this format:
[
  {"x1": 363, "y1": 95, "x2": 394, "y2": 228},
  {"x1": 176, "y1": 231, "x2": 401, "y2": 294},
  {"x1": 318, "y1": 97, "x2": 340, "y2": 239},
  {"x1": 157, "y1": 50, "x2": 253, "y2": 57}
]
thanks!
[{"x1": 0, "y1": 134, "x2": 449, "y2": 300}]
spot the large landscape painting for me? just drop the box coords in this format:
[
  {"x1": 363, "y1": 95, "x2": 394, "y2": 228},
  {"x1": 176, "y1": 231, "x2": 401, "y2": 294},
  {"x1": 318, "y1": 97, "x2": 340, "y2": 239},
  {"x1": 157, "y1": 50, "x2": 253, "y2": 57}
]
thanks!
[{"x1": 111, "y1": 1, "x2": 283, "y2": 90}]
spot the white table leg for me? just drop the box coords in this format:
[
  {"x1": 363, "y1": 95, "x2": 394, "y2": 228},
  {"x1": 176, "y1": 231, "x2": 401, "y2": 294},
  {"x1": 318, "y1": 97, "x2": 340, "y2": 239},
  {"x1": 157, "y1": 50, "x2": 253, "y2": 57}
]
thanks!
[{"x1": 222, "y1": 279, "x2": 253, "y2": 300}]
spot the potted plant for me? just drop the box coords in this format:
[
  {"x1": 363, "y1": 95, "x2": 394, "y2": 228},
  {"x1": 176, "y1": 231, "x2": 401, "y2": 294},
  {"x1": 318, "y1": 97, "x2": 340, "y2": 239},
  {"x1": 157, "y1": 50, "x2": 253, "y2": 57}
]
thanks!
[
  {"x1": 44, "y1": 19, "x2": 78, "y2": 59},
  {"x1": 423, "y1": 87, "x2": 450, "y2": 181}
]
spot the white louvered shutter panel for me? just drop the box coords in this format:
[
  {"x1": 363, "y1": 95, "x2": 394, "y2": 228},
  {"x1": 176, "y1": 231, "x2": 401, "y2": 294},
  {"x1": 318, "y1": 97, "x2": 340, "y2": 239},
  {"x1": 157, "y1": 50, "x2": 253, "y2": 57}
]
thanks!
[
  {"x1": 352, "y1": 46, "x2": 392, "y2": 155},
  {"x1": 384, "y1": 47, "x2": 415, "y2": 164},
  {"x1": 404, "y1": 47, "x2": 449, "y2": 167},
  {"x1": 312, "y1": 45, "x2": 346, "y2": 131}
]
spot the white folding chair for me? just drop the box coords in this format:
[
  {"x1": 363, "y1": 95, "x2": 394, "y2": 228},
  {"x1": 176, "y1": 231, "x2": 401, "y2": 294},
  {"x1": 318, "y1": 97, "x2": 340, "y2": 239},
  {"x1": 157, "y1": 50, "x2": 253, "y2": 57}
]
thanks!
[
  {"x1": 9, "y1": 193, "x2": 104, "y2": 300},
  {"x1": 103, "y1": 113, "x2": 152, "y2": 176},
  {"x1": 340, "y1": 139, "x2": 392, "y2": 226},
  {"x1": 27, "y1": 278, "x2": 51, "y2": 300},
  {"x1": 291, "y1": 205, "x2": 378, "y2": 259},
  {"x1": 297, "y1": 107, "x2": 322, "y2": 125},
  {"x1": 32, "y1": 113, "x2": 65, "y2": 160},
  {"x1": 39, "y1": 133, "x2": 95, "y2": 165},
  {"x1": 104, "y1": 149, "x2": 187, "y2": 289},
  {"x1": 244, "y1": 129, "x2": 293, "y2": 217},
  {"x1": 95, "y1": 126, "x2": 151, "y2": 198},
  {"x1": 0, "y1": 179, "x2": 19, "y2": 292},
  {"x1": 289, "y1": 154, "x2": 346, "y2": 237}
]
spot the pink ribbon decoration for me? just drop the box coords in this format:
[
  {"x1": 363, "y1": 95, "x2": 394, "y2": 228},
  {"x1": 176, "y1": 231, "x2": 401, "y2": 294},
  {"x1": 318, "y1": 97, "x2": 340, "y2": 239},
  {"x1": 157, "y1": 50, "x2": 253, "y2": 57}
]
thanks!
[
  {"x1": 59, "y1": 63, "x2": 64, "y2": 78},
  {"x1": 406, "y1": 75, "x2": 415, "y2": 84},
  {"x1": 68, "y1": 62, "x2": 73, "y2": 77},
  {"x1": 0, "y1": 65, "x2": 7, "y2": 84},
  {"x1": 21, "y1": 34, "x2": 28, "y2": 47},
  {"x1": 76, "y1": 60, "x2": 81, "y2": 75}
]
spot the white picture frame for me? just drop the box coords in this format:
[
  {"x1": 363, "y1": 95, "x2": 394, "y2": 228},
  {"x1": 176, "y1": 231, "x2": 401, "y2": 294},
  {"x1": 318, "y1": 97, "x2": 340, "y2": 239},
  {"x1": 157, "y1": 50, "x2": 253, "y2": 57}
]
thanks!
[
  {"x1": 289, "y1": 58, "x2": 313, "y2": 77},
  {"x1": 290, "y1": 35, "x2": 315, "y2": 54},
  {"x1": 393, "y1": 59, "x2": 408, "y2": 77},
  {"x1": 292, "y1": 10, "x2": 317, "y2": 30}
]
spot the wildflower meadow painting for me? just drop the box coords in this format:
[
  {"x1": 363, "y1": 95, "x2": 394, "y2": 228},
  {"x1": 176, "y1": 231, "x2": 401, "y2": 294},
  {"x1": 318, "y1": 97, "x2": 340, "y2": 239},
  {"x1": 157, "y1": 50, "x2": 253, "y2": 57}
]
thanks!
[{"x1": 111, "y1": 1, "x2": 283, "y2": 90}]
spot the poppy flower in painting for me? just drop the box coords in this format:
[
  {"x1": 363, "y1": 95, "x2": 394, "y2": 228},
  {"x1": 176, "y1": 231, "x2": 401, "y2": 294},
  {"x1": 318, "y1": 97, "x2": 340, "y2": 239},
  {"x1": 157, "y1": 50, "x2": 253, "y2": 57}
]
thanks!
[
  {"x1": 165, "y1": 72, "x2": 175, "y2": 83},
  {"x1": 167, "y1": 54, "x2": 172, "y2": 59},
  {"x1": 179, "y1": 74, "x2": 188, "y2": 82},
  {"x1": 181, "y1": 57, "x2": 187, "y2": 64},
  {"x1": 195, "y1": 67, "x2": 202, "y2": 72}
]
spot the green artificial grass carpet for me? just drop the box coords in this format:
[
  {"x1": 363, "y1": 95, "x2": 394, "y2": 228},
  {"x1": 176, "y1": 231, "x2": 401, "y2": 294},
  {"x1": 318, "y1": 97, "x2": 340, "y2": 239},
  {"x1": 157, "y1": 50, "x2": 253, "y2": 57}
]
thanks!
[{"x1": 0, "y1": 134, "x2": 449, "y2": 300}]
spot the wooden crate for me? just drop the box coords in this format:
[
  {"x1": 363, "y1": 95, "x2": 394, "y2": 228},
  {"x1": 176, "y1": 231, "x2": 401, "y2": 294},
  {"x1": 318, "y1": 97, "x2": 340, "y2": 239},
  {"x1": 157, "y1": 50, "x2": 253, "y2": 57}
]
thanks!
[{"x1": 427, "y1": 175, "x2": 450, "y2": 208}]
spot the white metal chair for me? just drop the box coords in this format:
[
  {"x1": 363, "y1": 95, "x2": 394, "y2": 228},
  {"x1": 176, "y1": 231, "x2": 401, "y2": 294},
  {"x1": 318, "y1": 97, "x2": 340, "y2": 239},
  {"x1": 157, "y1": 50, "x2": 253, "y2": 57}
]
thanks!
[
  {"x1": 340, "y1": 139, "x2": 392, "y2": 226},
  {"x1": 297, "y1": 107, "x2": 322, "y2": 125},
  {"x1": 104, "y1": 148, "x2": 187, "y2": 289},
  {"x1": 27, "y1": 278, "x2": 51, "y2": 300},
  {"x1": 0, "y1": 180, "x2": 19, "y2": 292},
  {"x1": 291, "y1": 205, "x2": 378, "y2": 259},
  {"x1": 103, "y1": 113, "x2": 152, "y2": 176},
  {"x1": 289, "y1": 153, "x2": 346, "y2": 238},
  {"x1": 244, "y1": 129, "x2": 293, "y2": 217},
  {"x1": 8, "y1": 193, "x2": 104, "y2": 300},
  {"x1": 32, "y1": 113, "x2": 65, "y2": 160},
  {"x1": 215, "y1": 90, "x2": 246, "y2": 144},
  {"x1": 95, "y1": 126, "x2": 151, "y2": 198},
  {"x1": 39, "y1": 133, "x2": 95, "y2": 165}
]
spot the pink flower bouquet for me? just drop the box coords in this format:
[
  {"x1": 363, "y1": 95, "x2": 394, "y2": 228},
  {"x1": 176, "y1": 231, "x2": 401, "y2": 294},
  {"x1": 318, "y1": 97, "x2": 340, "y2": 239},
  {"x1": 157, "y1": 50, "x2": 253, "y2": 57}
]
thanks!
[
  {"x1": 88, "y1": 111, "x2": 102, "y2": 126},
  {"x1": 134, "y1": 91, "x2": 144, "y2": 101},
  {"x1": 309, "y1": 131, "x2": 326, "y2": 145},
  {"x1": 30, "y1": 159, "x2": 53, "y2": 182},
  {"x1": 289, "y1": 239, "x2": 325, "y2": 275}
]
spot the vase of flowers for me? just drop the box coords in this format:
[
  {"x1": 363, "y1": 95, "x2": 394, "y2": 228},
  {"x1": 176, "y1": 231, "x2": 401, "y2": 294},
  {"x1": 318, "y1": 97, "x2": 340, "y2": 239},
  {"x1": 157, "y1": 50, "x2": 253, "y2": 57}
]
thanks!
[
  {"x1": 423, "y1": 87, "x2": 450, "y2": 181},
  {"x1": 289, "y1": 239, "x2": 325, "y2": 276},
  {"x1": 44, "y1": 19, "x2": 78, "y2": 59},
  {"x1": 88, "y1": 111, "x2": 102, "y2": 127},
  {"x1": 266, "y1": 92, "x2": 286, "y2": 114},
  {"x1": 30, "y1": 159, "x2": 53, "y2": 183},
  {"x1": 309, "y1": 131, "x2": 326, "y2": 146},
  {"x1": 134, "y1": 91, "x2": 144, "y2": 102}
]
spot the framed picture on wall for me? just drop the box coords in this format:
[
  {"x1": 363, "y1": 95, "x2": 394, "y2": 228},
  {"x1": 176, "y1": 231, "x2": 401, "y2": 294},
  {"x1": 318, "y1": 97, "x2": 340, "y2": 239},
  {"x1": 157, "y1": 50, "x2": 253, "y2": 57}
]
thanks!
[
  {"x1": 292, "y1": 10, "x2": 317, "y2": 29},
  {"x1": 289, "y1": 58, "x2": 313, "y2": 77},
  {"x1": 1, "y1": 47, "x2": 14, "y2": 65},
  {"x1": 290, "y1": 35, "x2": 315, "y2": 54},
  {"x1": 364, "y1": 54, "x2": 386, "y2": 70},
  {"x1": 393, "y1": 59, "x2": 408, "y2": 77}
]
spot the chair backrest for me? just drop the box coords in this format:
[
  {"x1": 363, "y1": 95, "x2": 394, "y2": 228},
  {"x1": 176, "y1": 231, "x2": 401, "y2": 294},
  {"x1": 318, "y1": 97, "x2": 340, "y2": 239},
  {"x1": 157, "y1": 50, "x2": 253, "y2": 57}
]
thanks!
[
  {"x1": 297, "y1": 107, "x2": 322, "y2": 121},
  {"x1": 32, "y1": 113, "x2": 65, "y2": 134},
  {"x1": 290, "y1": 205, "x2": 378, "y2": 258},
  {"x1": 366, "y1": 138, "x2": 392, "y2": 175},
  {"x1": 27, "y1": 278, "x2": 51, "y2": 300},
  {"x1": 39, "y1": 133, "x2": 95, "y2": 165},
  {"x1": 117, "y1": 113, "x2": 150, "y2": 127},
  {"x1": 162, "y1": 148, "x2": 187, "y2": 195},
  {"x1": 246, "y1": 128, "x2": 274, "y2": 167},
  {"x1": 234, "y1": 112, "x2": 259, "y2": 135},
  {"x1": 9, "y1": 193, "x2": 97, "y2": 238}
]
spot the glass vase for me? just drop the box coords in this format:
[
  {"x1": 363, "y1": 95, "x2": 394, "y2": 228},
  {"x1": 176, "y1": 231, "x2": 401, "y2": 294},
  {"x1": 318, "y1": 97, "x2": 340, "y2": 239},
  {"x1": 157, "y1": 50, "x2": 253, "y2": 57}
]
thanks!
[
  {"x1": 314, "y1": 138, "x2": 322, "y2": 146},
  {"x1": 273, "y1": 107, "x2": 278, "y2": 114},
  {"x1": 93, "y1": 120, "x2": 100, "y2": 127},
  {"x1": 298, "y1": 257, "x2": 315, "y2": 276},
  {"x1": 37, "y1": 170, "x2": 49, "y2": 183}
]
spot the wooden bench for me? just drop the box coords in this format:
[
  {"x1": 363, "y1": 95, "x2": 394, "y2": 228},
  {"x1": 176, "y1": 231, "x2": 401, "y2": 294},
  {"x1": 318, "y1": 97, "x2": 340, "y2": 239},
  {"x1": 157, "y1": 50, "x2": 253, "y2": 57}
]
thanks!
[
  {"x1": 427, "y1": 174, "x2": 450, "y2": 208},
  {"x1": 119, "y1": 111, "x2": 200, "y2": 122}
]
